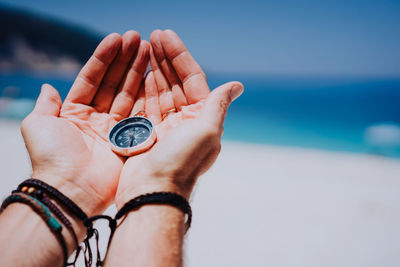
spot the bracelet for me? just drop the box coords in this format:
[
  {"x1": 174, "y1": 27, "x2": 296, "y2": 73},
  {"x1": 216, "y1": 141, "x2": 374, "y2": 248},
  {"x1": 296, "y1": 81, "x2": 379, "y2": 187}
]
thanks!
[
  {"x1": 17, "y1": 178, "x2": 114, "y2": 267},
  {"x1": 17, "y1": 179, "x2": 88, "y2": 221},
  {"x1": 0, "y1": 192, "x2": 69, "y2": 265},
  {"x1": 115, "y1": 192, "x2": 192, "y2": 232},
  {"x1": 15, "y1": 187, "x2": 81, "y2": 266}
]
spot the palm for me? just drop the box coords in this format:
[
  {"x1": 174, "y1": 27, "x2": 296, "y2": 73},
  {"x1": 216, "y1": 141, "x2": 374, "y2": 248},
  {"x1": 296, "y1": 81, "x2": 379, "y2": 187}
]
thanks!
[
  {"x1": 27, "y1": 108, "x2": 122, "y2": 196},
  {"x1": 156, "y1": 101, "x2": 204, "y2": 137},
  {"x1": 117, "y1": 30, "x2": 218, "y2": 201},
  {"x1": 60, "y1": 104, "x2": 124, "y2": 194},
  {"x1": 23, "y1": 32, "x2": 150, "y2": 211},
  {"x1": 124, "y1": 29, "x2": 211, "y2": 158},
  {"x1": 143, "y1": 29, "x2": 211, "y2": 140}
]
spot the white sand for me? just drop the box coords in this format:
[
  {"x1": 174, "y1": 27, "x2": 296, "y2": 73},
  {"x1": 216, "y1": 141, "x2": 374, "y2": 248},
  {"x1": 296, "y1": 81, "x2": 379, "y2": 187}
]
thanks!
[{"x1": 1, "y1": 119, "x2": 400, "y2": 267}]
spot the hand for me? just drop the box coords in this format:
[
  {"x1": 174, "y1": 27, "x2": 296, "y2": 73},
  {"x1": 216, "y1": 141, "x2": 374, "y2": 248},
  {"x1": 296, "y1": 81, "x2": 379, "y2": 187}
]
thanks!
[
  {"x1": 115, "y1": 30, "x2": 243, "y2": 207},
  {"x1": 20, "y1": 31, "x2": 150, "y2": 215}
]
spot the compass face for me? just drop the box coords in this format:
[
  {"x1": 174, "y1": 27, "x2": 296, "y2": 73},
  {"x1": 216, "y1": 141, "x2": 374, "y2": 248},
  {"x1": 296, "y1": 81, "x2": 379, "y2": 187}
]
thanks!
[{"x1": 109, "y1": 117, "x2": 153, "y2": 148}]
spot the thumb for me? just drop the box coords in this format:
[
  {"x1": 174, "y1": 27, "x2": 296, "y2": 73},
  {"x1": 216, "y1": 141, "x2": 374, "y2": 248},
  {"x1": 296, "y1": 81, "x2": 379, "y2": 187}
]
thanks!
[
  {"x1": 201, "y1": 81, "x2": 244, "y2": 128},
  {"x1": 31, "y1": 84, "x2": 62, "y2": 116}
]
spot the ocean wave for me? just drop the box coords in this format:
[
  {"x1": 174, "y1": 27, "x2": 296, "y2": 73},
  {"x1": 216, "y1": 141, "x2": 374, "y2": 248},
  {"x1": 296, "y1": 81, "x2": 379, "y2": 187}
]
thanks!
[
  {"x1": 0, "y1": 97, "x2": 35, "y2": 119},
  {"x1": 364, "y1": 123, "x2": 400, "y2": 148}
]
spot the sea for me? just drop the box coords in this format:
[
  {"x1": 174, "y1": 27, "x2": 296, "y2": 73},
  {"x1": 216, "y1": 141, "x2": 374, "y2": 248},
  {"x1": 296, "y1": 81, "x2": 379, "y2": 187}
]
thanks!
[{"x1": 1, "y1": 72, "x2": 400, "y2": 158}]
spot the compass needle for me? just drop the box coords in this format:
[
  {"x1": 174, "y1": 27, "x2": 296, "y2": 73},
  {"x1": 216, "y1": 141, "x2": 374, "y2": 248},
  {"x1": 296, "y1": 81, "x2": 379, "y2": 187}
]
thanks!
[{"x1": 108, "y1": 115, "x2": 156, "y2": 156}]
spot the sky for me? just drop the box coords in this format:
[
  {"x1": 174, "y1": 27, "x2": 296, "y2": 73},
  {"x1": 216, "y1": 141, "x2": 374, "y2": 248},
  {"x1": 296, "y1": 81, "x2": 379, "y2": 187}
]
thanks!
[{"x1": 1, "y1": 0, "x2": 400, "y2": 77}]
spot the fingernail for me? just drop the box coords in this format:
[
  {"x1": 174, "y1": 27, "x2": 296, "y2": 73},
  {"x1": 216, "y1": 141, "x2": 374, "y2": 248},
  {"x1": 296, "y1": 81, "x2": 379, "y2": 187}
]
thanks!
[{"x1": 230, "y1": 84, "x2": 244, "y2": 102}]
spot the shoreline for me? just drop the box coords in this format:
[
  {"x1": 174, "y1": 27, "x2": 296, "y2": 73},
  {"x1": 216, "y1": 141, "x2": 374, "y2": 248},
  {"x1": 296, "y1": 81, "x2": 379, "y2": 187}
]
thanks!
[{"x1": 1, "y1": 116, "x2": 399, "y2": 160}]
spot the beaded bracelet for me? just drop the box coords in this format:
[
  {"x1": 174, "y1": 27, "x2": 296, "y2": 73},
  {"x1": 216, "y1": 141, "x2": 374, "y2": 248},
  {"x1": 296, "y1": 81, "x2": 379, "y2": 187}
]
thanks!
[
  {"x1": 17, "y1": 179, "x2": 88, "y2": 221},
  {"x1": 0, "y1": 192, "x2": 69, "y2": 265},
  {"x1": 17, "y1": 179, "x2": 115, "y2": 267},
  {"x1": 14, "y1": 187, "x2": 81, "y2": 266},
  {"x1": 10, "y1": 181, "x2": 193, "y2": 266}
]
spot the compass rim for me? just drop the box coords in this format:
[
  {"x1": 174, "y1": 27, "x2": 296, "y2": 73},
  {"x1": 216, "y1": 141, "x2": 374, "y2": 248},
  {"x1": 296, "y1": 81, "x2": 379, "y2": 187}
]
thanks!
[{"x1": 108, "y1": 116, "x2": 157, "y2": 156}]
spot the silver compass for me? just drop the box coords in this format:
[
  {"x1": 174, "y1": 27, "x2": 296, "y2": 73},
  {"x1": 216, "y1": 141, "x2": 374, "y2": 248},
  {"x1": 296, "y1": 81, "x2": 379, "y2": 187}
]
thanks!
[{"x1": 108, "y1": 114, "x2": 156, "y2": 156}]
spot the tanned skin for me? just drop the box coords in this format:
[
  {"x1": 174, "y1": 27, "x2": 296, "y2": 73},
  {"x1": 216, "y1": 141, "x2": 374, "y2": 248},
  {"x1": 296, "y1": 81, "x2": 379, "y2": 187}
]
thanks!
[{"x1": 0, "y1": 29, "x2": 243, "y2": 267}]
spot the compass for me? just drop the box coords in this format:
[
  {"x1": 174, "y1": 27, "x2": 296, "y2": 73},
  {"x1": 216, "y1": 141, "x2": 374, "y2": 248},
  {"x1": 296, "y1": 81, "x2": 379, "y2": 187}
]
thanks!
[{"x1": 108, "y1": 115, "x2": 156, "y2": 156}]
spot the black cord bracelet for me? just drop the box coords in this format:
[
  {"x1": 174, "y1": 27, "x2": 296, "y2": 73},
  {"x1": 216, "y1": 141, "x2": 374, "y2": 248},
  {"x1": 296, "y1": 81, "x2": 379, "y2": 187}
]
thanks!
[
  {"x1": 16, "y1": 178, "x2": 115, "y2": 267},
  {"x1": 11, "y1": 181, "x2": 192, "y2": 266},
  {"x1": 0, "y1": 192, "x2": 69, "y2": 266},
  {"x1": 14, "y1": 187, "x2": 81, "y2": 266},
  {"x1": 115, "y1": 192, "x2": 192, "y2": 232},
  {"x1": 17, "y1": 179, "x2": 88, "y2": 221}
]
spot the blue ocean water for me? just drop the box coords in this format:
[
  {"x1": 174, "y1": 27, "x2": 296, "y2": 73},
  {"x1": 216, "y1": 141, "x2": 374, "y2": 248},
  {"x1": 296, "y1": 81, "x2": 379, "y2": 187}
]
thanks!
[{"x1": 1, "y1": 72, "x2": 400, "y2": 157}]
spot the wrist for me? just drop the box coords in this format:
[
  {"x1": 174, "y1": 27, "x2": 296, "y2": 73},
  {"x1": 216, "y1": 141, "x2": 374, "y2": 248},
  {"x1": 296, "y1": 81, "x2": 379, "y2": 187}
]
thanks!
[
  {"x1": 1, "y1": 178, "x2": 94, "y2": 264},
  {"x1": 115, "y1": 179, "x2": 192, "y2": 210},
  {"x1": 28, "y1": 170, "x2": 110, "y2": 256},
  {"x1": 31, "y1": 169, "x2": 107, "y2": 217},
  {"x1": 104, "y1": 198, "x2": 185, "y2": 266},
  {"x1": 0, "y1": 204, "x2": 66, "y2": 267}
]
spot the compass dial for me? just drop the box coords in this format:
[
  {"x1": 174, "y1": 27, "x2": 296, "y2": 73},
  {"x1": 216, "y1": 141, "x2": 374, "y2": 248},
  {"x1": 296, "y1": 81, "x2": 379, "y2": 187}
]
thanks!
[
  {"x1": 109, "y1": 116, "x2": 154, "y2": 149},
  {"x1": 115, "y1": 125, "x2": 150, "y2": 148}
]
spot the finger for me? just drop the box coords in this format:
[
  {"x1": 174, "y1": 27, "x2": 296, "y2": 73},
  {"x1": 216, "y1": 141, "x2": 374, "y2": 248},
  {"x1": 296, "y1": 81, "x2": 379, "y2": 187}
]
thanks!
[
  {"x1": 110, "y1": 40, "x2": 150, "y2": 119},
  {"x1": 149, "y1": 46, "x2": 175, "y2": 115},
  {"x1": 201, "y1": 82, "x2": 244, "y2": 129},
  {"x1": 160, "y1": 30, "x2": 209, "y2": 104},
  {"x1": 130, "y1": 85, "x2": 145, "y2": 116},
  {"x1": 144, "y1": 72, "x2": 162, "y2": 124},
  {"x1": 31, "y1": 84, "x2": 62, "y2": 116},
  {"x1": 91, "y1": 31, "x2": 141, "y2": 113},
  {"x1": 150, "y1": 30, "x2": 188, "y2": 110},
  {"x1": 65, "y1": 33, "x2": 122, "y2": 105}
]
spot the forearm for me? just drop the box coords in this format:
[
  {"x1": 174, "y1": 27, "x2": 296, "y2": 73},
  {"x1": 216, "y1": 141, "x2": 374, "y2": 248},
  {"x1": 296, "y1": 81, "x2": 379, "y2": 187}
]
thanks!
[
  {"x1": 104, "y1": 205, "x2": 185, "y2": 266},
  {"x1": 104, "y1": 177, "x2": 189, "y2": 267},
  {"x1": 0, "y1": 204, "x2": 80, "y2": 266},
  {"x1": 0, "y1": 176, "x2": 100, "y2": 267}
]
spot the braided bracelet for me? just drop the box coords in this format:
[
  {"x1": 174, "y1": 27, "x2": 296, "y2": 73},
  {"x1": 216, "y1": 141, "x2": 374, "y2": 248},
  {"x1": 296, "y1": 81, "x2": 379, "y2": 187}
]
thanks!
[
  {"x1": 17, "y1": 179, "x2": 88, "y2": 221},
  {"x1": 0, "y1": 192, "x2": 69, "y2": 265},
  {"x1": 115, "y1": 192, "x2": 192, "y2": 232},
  {"x1": 15, "y1": 187, "x2": 81, "y2": 266},
  {"x1": 17, "y1": 179, "x2": 115, "y2": 267}
]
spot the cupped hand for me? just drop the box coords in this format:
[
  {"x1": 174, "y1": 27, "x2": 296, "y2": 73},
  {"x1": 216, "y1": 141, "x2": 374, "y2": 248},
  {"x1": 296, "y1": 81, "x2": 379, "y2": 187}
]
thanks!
[
  {"x1": 116, "y1": 30, "x2": 243, "y2": 207},
  {"x1": 21, "y1": 31, "x2": 150, "y2": 215}
]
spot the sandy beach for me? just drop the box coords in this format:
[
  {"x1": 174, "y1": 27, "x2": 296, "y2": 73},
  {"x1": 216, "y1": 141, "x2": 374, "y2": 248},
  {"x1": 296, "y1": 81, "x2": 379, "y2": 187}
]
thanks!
[{"x1": 1, "y1": 118, "x2": 400, "y2": 267}]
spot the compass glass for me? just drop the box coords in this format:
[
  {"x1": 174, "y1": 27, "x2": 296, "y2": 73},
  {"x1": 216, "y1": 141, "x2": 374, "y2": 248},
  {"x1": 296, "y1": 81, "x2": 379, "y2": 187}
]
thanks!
[{"x1": 109, "y1": 117, "x2": 153, "y2": 148}]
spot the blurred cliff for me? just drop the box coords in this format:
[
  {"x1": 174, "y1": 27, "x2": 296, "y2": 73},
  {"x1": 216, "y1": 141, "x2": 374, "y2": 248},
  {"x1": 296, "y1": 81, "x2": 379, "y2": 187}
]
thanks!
[
  {"x1": 0, "y1": 3, "x2": 399, "y2": 157},
  {"x1": 0, "y1": 4, "x2": 103, "y2": 118},
  {"x1": 0, "y1": 4, "x2": 101, "y2": 77}
]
